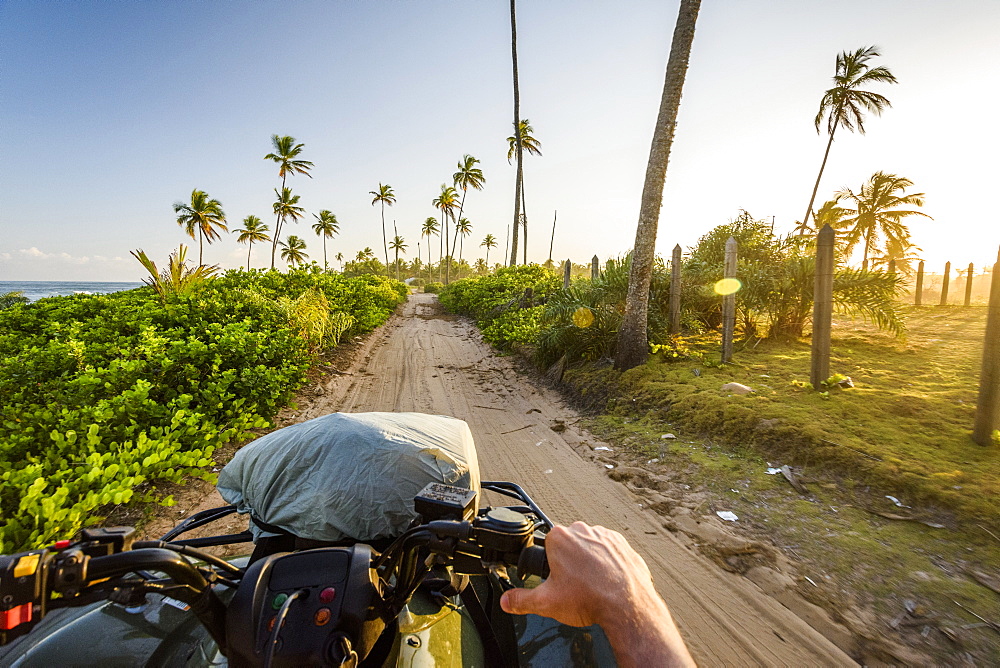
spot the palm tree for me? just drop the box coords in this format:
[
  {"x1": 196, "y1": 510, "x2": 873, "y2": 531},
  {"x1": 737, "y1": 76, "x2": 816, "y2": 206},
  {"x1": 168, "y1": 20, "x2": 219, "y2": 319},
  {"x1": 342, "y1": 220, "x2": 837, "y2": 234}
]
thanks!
[
  {"x1": 370, "y1": 183, "x2": 396, "y2": 278},
  {"x1": 506, "y1": 120, "x2": 542, "y2": 265},
  {"x1": 421, "y1": 216, "x2": 439, "y2": 280},
  {"x1": 334, "y1": 252, "x2": 344, "y2": 271},
  {"x1": 265, "y1": 135, "x2": 313, "y2": 268},
  {"x1": 432, "y1": 185, "x2": 460, "y2": 283},
  {"x1": 389, "y1": 235, "x2": 407, "y2": 281},
  {"x1": 173, "y1": 189, "x2": 227, "y2": 266},
  {"x1": 455, "y1": 218, "x2": 473, "y2": 266},
  {"x1": 481, "y1": 233, "x2": 498, "y2": 266},
  {"x1": 615, "y1": 0, "x2": 701, "y2": 371},
  {"x1": 473, "y1": 258, "x2": 487, "y2": 275},
  {"x1": 800, "y1": 46, "x2": 897, "y2": 232},
  {"x1": 508, "y1": 0, "x2": 523, "y2": 266},
  {"x1": 234, "y1": 215, "x2": 270, "y2": 270},
  {"x1": 311, "y1": 210, "x2": 340, "y2": 270},
  {"x1": 452, "y1": 154, "x2": 486, "y2": 250},
  {"x1": 272, "y1": 187, "x2": 305, "y2": 252},
  {"x1": 279, "y1": 235, "x2": 308, "y2": 267},
  {"x1": 836, "y1": 171, "x2": 932, "y2": 270}
]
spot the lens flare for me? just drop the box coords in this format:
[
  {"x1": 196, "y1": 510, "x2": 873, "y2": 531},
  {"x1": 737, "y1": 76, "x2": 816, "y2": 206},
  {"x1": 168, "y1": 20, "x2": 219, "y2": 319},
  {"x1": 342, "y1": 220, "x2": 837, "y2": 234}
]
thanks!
[
  {"x1": 714, "y1": 278, "x2": 742, "y2": 296},
  {"x1": 572, "y1": 307, "x2": 595, "y2": 328}
]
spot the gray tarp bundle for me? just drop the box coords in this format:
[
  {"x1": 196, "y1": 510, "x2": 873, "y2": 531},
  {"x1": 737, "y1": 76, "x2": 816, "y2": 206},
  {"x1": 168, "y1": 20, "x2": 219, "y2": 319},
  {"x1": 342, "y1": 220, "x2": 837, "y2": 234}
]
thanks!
[{"x1": 218, "y1": 412, "x2": 481, "y2": 542}]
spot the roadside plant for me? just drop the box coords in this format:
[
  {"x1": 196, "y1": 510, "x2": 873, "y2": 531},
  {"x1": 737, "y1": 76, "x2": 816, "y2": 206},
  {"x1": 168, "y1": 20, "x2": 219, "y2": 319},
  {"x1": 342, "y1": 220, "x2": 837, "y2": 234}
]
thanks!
[
  {"x1": 370, "y1": 184, "x2": 396, "y2": 278},
  {"x1": 0, "y1": 291, "x2": 28, "y2": 309},
  {"x1": 131, "y1": 244, "x2": 218, "y2": 301}
]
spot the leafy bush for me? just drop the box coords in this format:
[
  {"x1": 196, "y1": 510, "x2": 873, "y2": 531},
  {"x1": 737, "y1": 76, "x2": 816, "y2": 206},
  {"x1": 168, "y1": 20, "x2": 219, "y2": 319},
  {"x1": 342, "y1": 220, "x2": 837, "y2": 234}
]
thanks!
[
  {"x1": 423, "y1": 282, "x2": 444, "y2": 294},
  {"x1": 0, "y1": 268, "x2": 405, "y2": 552},
  {"x1": 438, "y1": 266, "x2": 560, "y2": 349},
  {"x1": 0, "y1": 291, "x2": 29, "y2": 309},
  {"x1": 536, "y1": 256, "x2": 672, "y2": 366}
]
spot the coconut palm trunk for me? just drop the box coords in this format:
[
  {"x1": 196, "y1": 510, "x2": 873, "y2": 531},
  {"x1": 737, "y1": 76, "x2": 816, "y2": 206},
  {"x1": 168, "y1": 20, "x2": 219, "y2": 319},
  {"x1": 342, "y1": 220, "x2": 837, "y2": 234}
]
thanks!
[
  {"x1": 800, "y1": 118, "x2": 840, "y2": 234},
  {"x1": 521, "y1": 182, "x2": 528, "y2": 265},
  {"x1": 247, "y1": 242, "x2": 253, "y2": 271},
  {"x1": 271, "y1": 172, "x2": 286, "y2": 269},
  {"x1": 616, "y1": 0, "x2": 701, "y2": 371},
  {"x1": 381, "y1": 204, "x2": 389, "y2": 277},
  {"x1": 509, "y1": 0, "x2": 523, "y2": 266}
]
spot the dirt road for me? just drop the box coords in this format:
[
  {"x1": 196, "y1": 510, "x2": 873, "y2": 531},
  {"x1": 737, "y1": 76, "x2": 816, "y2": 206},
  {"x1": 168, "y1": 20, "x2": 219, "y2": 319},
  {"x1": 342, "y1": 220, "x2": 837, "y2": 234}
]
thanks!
[{"x1": 292, "y1": 294, "x2": 854, "y2": 666}]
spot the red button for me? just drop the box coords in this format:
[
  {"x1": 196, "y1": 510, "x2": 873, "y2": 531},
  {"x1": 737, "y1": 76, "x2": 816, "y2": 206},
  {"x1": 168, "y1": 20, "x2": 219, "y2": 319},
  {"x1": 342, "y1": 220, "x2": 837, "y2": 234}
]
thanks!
[
  {"x1": 314, "y1": 608, "x2": 331, "y2": 626},
  {"x1": 53, "y1": 540, "x2": 71, "y2": 550},
  {"x1": 319, "y1": 587, "x2": 336, "y2": 604},
  {"x1": 0, "y1": 603, "x2": 33, "y2": 630}
]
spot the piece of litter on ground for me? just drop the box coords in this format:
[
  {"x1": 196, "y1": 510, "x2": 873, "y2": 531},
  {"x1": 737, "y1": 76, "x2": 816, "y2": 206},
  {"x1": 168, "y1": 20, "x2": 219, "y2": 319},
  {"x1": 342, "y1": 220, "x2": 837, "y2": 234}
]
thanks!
[
  {"x1": 661, "y1": 433, "x2": 676, "y2": 440},
  {"x1": 886, "y1": 495, "x2": 911, "y2": 508},
  {"x1": 716, "y1": 511, "x2": 738, "y2": 522},
  {"x1": 646, "y1": 458, "x2": 660, "y2": 464},
  {"x1": 804, "y1": 576, "x2": 818, "y2": 587},
  {"x1": 543, "y1": 469, "x2": 553, "y2": 474},
  {"x1": 594, "y1": 446, "x2": 613, "y2": 452},
  {"x1": 766, "y1": 467, "x2": 782, "y2": 475},
  {"x1": 731, "y1": 489, "x2": 739, "y2": 493},
  {"x1": 605, "y1": 464, "x2": 614, "y2": 469}
]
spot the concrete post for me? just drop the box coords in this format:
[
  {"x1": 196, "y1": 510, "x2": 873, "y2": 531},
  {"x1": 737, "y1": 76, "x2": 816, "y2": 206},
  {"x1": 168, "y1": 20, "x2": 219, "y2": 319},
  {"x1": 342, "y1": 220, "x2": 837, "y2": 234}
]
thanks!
[
  {"x1": 973, "y1": 262, "x2": 1000, "y2": 445},
  {"x1": 888, "y1": 259, "x2": 896, "y2": 274},
  {"x1": 940, "y1": 261, "x2": 951, "y2": 305},
  {"x1": 965, "y1": 263, "x2": 974, "y2": 306},
  {"x1": 915, "y1": 260, "x2": 925, "y2": 306},
  {"x1": 669, "y1": 244, "x2": 682, "y2": 335},
  {"x1": 563, "y1": 259, "x2": 571, "y2": 289},
  {"x1": 591, "y1": 255, "x2": 599, "y2": 281},
  {"x1": 721, "y1": 237, "x2": 737, "y2": 363},
  {"x1": 810, "y1": 225, "x2": 835, "y2": 389}
]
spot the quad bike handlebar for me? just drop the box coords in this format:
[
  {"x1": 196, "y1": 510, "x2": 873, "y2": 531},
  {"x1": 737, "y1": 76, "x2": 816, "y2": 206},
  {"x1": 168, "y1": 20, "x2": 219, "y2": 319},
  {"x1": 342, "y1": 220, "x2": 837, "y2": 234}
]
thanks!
[{"x1": 0, "y1": 482, "x2": 549, "y2": 667}]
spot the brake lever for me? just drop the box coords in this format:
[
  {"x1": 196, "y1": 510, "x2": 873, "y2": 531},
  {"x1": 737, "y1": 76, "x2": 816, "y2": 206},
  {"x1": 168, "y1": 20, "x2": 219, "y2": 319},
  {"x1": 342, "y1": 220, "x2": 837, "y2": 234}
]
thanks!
[{"x1": 487, "y1": 563, "x2": 515, "y2": 591}]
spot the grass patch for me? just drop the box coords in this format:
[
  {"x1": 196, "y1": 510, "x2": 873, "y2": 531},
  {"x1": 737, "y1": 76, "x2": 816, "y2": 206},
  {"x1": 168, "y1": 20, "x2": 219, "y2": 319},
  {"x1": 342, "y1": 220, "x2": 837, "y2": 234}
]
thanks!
[{"x1": 580, "y1": 305, "x2": 999, "y2": 528}]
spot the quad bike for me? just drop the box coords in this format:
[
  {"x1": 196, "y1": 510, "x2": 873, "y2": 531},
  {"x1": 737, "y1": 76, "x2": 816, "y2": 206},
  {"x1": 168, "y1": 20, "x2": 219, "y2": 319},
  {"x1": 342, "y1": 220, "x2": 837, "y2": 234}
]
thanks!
[{"x1": 0, "y1": 413, "x2": 614, "y2": 667}]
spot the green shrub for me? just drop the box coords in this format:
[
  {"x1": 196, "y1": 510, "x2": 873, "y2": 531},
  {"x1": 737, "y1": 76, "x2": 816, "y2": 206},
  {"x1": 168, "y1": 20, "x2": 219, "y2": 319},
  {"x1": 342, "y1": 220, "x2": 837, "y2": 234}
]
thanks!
[
  {"x1": 423, "y1": 282, "x2": 444, "y2": 294},
  {"x1": 0, "y1": 268, "x2": 406, "y2": 552}
]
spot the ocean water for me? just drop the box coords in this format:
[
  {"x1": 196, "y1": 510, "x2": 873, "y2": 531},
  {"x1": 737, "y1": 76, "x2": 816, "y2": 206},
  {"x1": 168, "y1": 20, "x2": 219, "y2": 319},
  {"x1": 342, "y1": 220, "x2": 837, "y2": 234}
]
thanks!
[{"x1": 0, "y1": 281, "x2": 144, "y2": 303}]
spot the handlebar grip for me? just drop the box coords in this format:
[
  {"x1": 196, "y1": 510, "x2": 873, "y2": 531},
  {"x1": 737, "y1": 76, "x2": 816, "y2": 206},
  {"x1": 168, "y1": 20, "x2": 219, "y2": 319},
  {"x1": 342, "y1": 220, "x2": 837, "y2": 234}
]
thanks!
[{"x1": 517, "y1": 545, "x2": 548, "y2": 579}]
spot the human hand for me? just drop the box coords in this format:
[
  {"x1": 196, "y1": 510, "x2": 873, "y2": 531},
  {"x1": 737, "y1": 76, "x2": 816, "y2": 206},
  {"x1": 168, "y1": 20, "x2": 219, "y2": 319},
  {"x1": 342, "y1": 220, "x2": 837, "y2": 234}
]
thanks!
[{"x1": 500, "y1": 522, "x2": 695, "y2": 667}]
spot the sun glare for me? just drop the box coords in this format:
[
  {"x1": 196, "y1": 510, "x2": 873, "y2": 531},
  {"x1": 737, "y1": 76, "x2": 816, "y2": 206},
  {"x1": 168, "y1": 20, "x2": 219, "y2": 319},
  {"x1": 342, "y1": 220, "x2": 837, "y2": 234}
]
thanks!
[{"x1": 714, "y1": 278, "x2": 742, "y2": 296}]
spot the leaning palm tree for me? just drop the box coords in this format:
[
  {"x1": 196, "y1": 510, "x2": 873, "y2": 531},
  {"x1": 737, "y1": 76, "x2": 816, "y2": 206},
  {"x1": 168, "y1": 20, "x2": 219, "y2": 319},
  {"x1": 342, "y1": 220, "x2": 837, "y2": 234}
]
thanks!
[
  {"x1": 311, "y1": 210, "x2": 340, "y2": 270},
  {"x1": 369, "y1": 183, "x2": 396, "y2": 278},
  {"x1": 615, "y1": 0, "x2": 701, "y2": 371},
  {"x1": 272, "y1": 187, "x2": 305, "y2": 251},
  {"x1": 836, "y1": 171, "x2": 932, "y2": 270},
  {"x1": 279, "y1": 235, "x2": 309, "y2": 268},
  {"x1": 455, "y1": 218, "x2": 473, "y2": 266},
  {"x1": 432, "y1": 185, "x2": 460, "y2": 283},
  {"x1": 389, "y1": 235, "x2": 407, "y2": 281},
  {"x1": 507, "y1": 120, "x2": 542, "y2": 264},
  {"x1": 234, "y1": 215, "x2": 271, "y2": 270},
  {"x1": 265, "y1": 135, "x2": 313, "y2": 268},
  {"x1": 481, "y1": 233, "x2": 498, "y2": 266},
  {"x1": 800, "y1": 46, "x2": 897, "y2": 232},
  {"x1": 452, "y1": 154, "x2": 486, "y2": 247},
  {"x1": 173, "y1": 189, "x2": 227, "y2": 266},
  {"x1": 508, "y1": 0, "x2": 523, "y2": 266},
  {"x1": 421, "y1": 216, "x2": 439, "y2": 280}
]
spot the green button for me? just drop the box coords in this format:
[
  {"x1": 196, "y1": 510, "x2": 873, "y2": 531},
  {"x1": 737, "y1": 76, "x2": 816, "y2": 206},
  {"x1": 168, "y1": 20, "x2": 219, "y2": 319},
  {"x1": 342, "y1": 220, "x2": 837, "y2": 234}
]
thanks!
[{"x1": 272, "y1": 593, "x2": 288, "y2": 610}]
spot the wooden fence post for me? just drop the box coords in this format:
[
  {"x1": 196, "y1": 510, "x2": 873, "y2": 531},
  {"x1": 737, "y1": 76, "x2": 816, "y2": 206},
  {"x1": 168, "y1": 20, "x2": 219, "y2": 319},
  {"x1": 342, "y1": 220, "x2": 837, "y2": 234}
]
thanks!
[
  {"x1": 965, "y1": 262, "x2": 974, "y2": 306},
  {"x1": 563, "y1": 259, "x2": 571, "y2": 289},
  {"x1": 670, "y1": 244, "x2": 682, "y2": 335},
  {"x1": 810, "y1": 225, "x2": 835, "y2": 389},
  {"x1": 915, "y1": 260, "x2": 924, "y2": 306},
  {"x1": 888, "y1": 259, "x2": 896, "y2": 274},
  {"x1": 721, "y1": 237, "x2": 737, "y2": 363},
  {"x1": 940, "y1": 261, "x2": 951, "y2": 305},
  {"x1": 973, "y1": 261, "x2": 1000, "y2": 445},
  {"x1": 591, "y1": 255, "x2": 599, "y2": 281}
]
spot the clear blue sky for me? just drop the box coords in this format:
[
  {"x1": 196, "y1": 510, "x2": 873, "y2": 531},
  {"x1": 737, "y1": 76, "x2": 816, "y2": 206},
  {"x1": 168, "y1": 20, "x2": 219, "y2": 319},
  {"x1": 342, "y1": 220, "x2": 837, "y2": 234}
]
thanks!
[{"x1": 2, "y1": 0, "x2": 998, "y2": 281}]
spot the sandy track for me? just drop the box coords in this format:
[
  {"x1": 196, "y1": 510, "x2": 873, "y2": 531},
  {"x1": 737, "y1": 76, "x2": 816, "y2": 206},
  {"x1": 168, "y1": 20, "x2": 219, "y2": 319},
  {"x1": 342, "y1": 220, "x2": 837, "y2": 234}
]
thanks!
[{"x1": 295, "y1": 294, "x2": 855, "y2": 666}]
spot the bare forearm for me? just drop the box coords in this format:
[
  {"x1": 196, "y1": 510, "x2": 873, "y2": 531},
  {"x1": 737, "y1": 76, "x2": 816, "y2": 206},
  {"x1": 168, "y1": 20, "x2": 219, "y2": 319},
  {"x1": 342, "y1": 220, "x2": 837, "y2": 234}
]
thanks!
[{"x1": 601, "y1": 593, "x2": 696, "y2": 668}]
